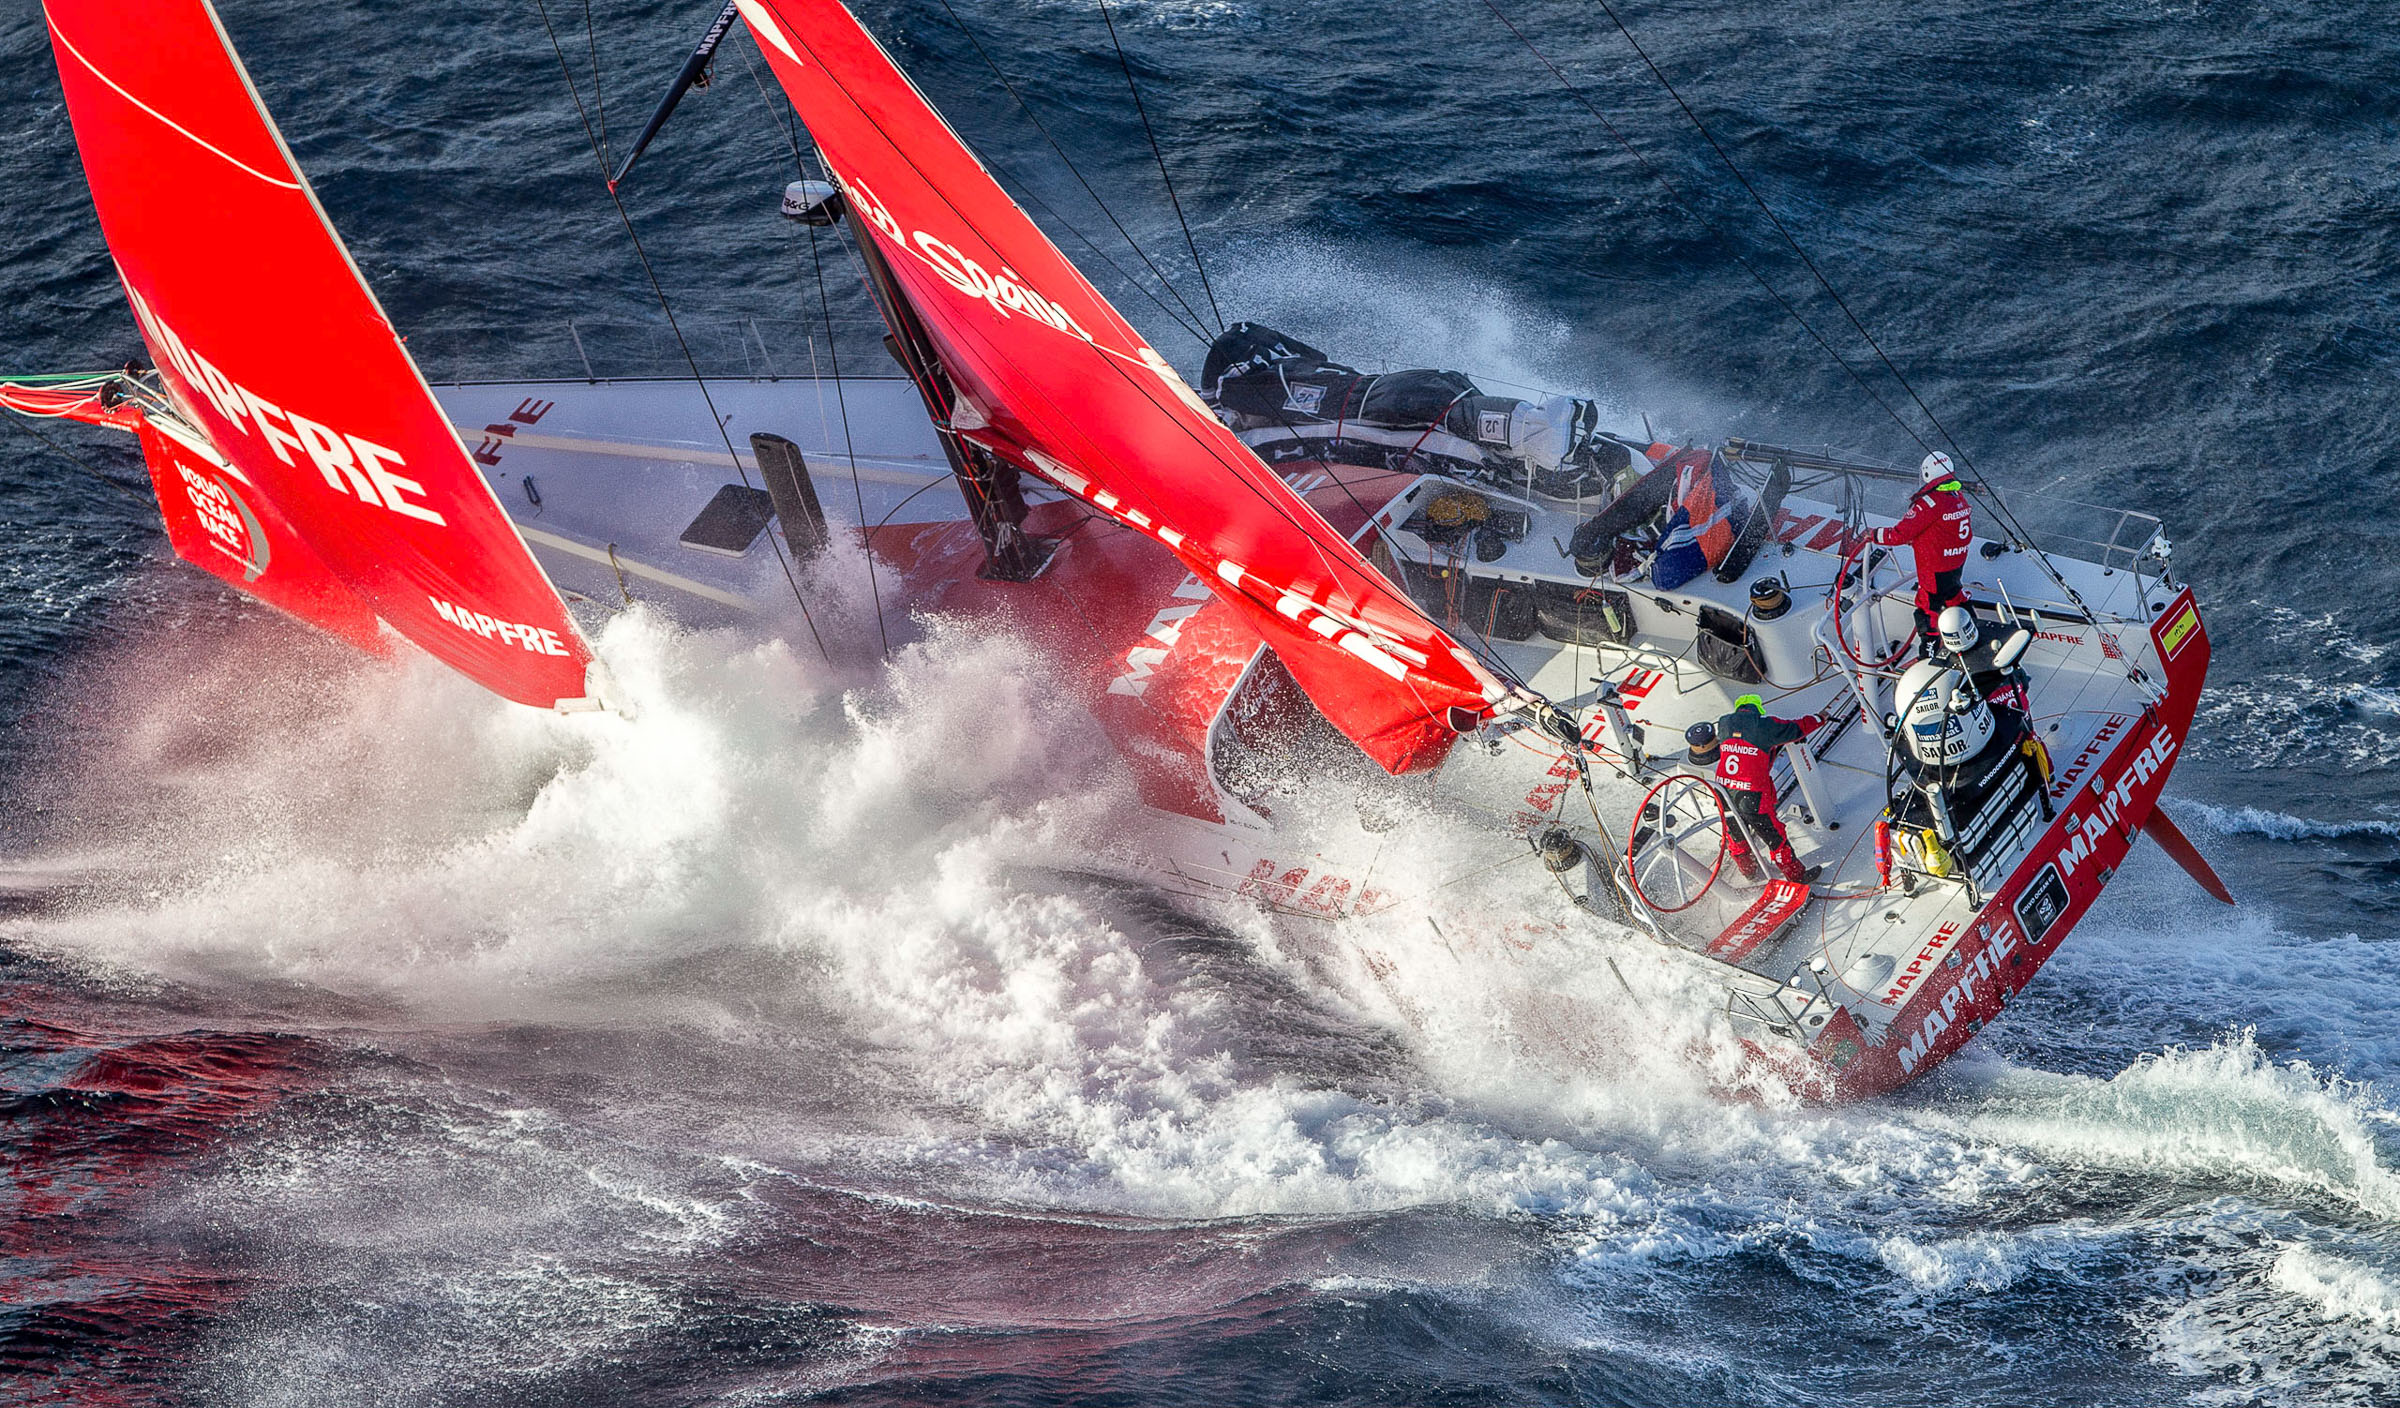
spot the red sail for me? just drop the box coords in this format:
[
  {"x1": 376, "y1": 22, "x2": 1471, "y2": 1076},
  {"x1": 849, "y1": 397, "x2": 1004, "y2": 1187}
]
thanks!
[
  {"x1": 736, "y1": 0, "x2": 1511, "y2": 771},
  {"x1": 42, "y1": 0, "x2": 597, "y2": 708}
]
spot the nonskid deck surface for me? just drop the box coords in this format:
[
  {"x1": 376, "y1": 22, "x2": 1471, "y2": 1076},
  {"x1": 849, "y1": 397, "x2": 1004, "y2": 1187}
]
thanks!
[
  {"x1": 434, "y1": 377, "x2": 972, "y2": 619},
  {"x1": 1371, "y1": 460, "x2": 2173, "y2": 1039},
  {"x1": 441, "y1": 373, "x2": 2185, "y2": 1067}
]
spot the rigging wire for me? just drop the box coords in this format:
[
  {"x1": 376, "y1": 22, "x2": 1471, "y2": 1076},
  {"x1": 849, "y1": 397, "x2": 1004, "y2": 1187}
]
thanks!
[
  {"x1": 1580, "y1": 0, "x2": 1966, "y2": 473},
  {"x1": 1564, "y1": 0, "x2": 2140, "y2": 669},
  {"x1": 746, "y1": 2, "x2": 1385, "y2": 638},
  {"x1": 1471, "y1": 0, "x2": 1934, "y2": 462},
  {"x1": 929, "y1": 0, "x2": 1214, "y2": 341},
  {"x1": 1095, "y1": 0, "x2": 1223, "y2": 331},
  {"x1": 737, "y1": 27, "x2": 1205, "y2": 349},
  {"x1": 741, "y1": 0, "x2": 1533, "y2": 729},
  {"x1": 531, "y1": 0, "x2": 833, "y2": 664},
  {"x1": 582, "y1": 0, "x2": 609, "y2": 165},
  {"x1": 803, "y1": 214, "x2": 894, "y2": 657}
]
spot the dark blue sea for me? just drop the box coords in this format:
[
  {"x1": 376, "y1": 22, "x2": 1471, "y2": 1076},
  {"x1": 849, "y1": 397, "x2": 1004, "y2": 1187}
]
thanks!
[{"x1": 4, "y1": 1, "x2": 2399, "y2": 1403}]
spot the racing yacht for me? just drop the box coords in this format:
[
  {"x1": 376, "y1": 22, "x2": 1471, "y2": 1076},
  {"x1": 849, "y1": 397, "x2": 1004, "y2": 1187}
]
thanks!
[{"x1": 3, "y1": 0, "x2": 2227, "y2": 1098}]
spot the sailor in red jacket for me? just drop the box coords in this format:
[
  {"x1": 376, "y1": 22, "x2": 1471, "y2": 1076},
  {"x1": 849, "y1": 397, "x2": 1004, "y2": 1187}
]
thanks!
[
  {"x1": 1875, "y1": 452, "x2": 1974, "y2": 656},
  {"x1": 1707, "y1": 695, "x2": 1822, "y2": 886}
]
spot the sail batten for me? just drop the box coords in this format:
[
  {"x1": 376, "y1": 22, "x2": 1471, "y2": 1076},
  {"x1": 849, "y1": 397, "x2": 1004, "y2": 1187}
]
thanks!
[
  {"x1": 742, "y1": 0, "x2": 1509, "y2": 771},
  {"x1": 41, "y1": 0, "x2": 596, "y2": 709}
]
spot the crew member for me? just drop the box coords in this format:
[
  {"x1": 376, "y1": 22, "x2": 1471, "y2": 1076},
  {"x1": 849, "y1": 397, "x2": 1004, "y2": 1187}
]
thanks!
[
  {"x1": 1935, "y1": 606, "x2": 2028, "y2": 712},
  {"x1": 1713, "y1": 694, "x2": 1823, "y2": 886},
  {"x1": 1874, "y1": 451, "x2": 1974, "y2": 656}
]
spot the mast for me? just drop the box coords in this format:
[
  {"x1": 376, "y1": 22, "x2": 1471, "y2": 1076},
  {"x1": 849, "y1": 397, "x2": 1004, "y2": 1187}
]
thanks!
[{"x1": 843, "y1": 213, "x2": 1048, "y2": 582}]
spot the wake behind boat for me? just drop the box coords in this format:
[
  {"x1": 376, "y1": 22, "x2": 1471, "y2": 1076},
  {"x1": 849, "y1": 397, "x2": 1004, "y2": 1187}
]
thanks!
[{"x1": 3, "y1": 0, "x2": 2229, "y2": 1099}]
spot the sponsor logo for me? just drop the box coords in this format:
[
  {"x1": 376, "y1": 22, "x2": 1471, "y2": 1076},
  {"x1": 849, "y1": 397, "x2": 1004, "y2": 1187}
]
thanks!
[
  {"x1": 1516, "y1": 751, "x2": 1581, "y2": 825},
  {"x1": 172, "y1": 460, "x2": 270, "y2": 581},
  {"x1": 1237, "y1": 859, "x2": 1383, "y2": 918},
  {"x1": 1896, "y1": 917, "x2": 2022, "y2": 1075},
  {"x1": 1613, "y1": 667, "x2": 1666, "y2": 709},
  {"x1": 1881, "y1": 921, "x2": 1961, "y2": 1006},
  {"x1": 835, "y1": 173, "x2": 1218, "y2": 423},
  {"x1": 1285, "y1": 384, "x2": 1327, "y2": 416},
  {"x1": 840, "y1": 175, "x2": 1094, "y2": 344},
  {"x1": 122, "y1": 282, "x2": 446, "y2": 526},
  {"x1": 469, "y1": 397, "x2": 554, "y2": 467},
  {"x1": 1108, "y1": 573, "x2": 1214, "y2": 697},
  {"x1": 1707, "y1": 880, "x2": 1809, "y2": 962},
  {"x1": 2054, "y1": 727, "x2": 2178, "y2": 879},
  {"x1": 429, "y1": 596, "x2": 571, "y2": 656},
  {"x1": 2014, "y1": 864, "x2": 2071, "y2": 948},
  {"x1": 2050, "y1": 713, "x2": 2129, "y2": 797}
]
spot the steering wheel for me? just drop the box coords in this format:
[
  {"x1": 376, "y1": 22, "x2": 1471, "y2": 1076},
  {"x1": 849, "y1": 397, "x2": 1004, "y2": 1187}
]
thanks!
[
  {"x1": 1624, "y1": 774, "x2": 1728, "y2": 914},
  {"x1": 1833, "y1": 533, "x2": 1914, "y2": 672}
]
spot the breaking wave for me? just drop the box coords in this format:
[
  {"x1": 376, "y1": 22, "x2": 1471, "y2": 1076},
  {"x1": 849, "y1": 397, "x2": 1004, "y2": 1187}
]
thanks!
[
  {"x1": 2177, "y1": 800, "x2": 2400, "y2": 844},
  {"x1": 0, "y1": 593, "x2": 2393, "y2": 1405},
  {"x1": 1939, "y1": 1032, "x2": 2400, "y2": 1221}
]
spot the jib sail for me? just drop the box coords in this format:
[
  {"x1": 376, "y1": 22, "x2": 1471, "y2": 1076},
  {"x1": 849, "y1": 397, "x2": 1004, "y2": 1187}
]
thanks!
[
  {"x1": 736, "y1": 0, "x2": 1516, "y2": 771},
  {"x1": 38, "y1": 0, "x2": 598, "y2": 708}
]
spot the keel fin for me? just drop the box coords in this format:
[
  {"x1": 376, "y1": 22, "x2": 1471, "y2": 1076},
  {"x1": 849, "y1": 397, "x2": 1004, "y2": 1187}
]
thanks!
[{"x1": 2141, "y1": 807, "x2": 2235, "y2": 905}]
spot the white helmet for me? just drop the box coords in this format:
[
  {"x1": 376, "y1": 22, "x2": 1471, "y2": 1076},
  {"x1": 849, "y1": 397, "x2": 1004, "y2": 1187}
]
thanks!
[
  {"x1": 1938, "y1": 605, "x2": 1979, "y2": 653},
  {"x1": 1920, "y1": 451, "x2": 1957, "y2": 487}
]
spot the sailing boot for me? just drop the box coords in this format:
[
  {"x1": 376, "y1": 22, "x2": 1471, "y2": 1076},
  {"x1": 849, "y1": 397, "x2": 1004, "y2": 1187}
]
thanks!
[{"x1": 1771, "y1": 843, "x2": 1822, "y2": 887}]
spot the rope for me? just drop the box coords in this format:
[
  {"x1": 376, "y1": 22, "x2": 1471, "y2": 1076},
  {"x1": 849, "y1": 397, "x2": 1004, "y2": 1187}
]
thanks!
[
  {"x1": 1096, "y1": 0, "x2": 1222, "y2": 331},
  {"x1": 532, "y1": 0, "x2": 832, "y2": 664}
]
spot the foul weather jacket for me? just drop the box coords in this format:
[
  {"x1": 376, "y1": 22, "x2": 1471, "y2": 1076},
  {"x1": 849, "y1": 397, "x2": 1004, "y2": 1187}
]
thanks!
[
  {"x1": 1715, "y1": 707, "x2": 1822, "y2": 803},
  {"x1": 1874, "y1": 483, "x2": 1972, "y2": 596}
]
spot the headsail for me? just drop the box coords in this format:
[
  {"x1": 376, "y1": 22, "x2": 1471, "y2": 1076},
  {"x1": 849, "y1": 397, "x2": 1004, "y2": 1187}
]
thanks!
[
  {"x1": 40, "y1": 0, "x2": 597, "y2": 708},
  {"x1": 736, "y1": 0, "x2": 1515, "y2": 771}
]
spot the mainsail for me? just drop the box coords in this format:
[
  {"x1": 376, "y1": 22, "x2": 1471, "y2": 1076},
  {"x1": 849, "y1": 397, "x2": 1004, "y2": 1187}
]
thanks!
[
  {"x1": 37, "y1": 0, "x2": 597, "y2": 709},
  {"x1": 735, "y1": 0, "x2": 1517, "y2": 771}
]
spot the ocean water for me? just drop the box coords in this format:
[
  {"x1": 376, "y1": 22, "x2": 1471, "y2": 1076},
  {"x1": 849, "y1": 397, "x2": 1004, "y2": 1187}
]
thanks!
[{"x1": 3, "y1": 0, "x2": 2399, "y2": 1403}]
